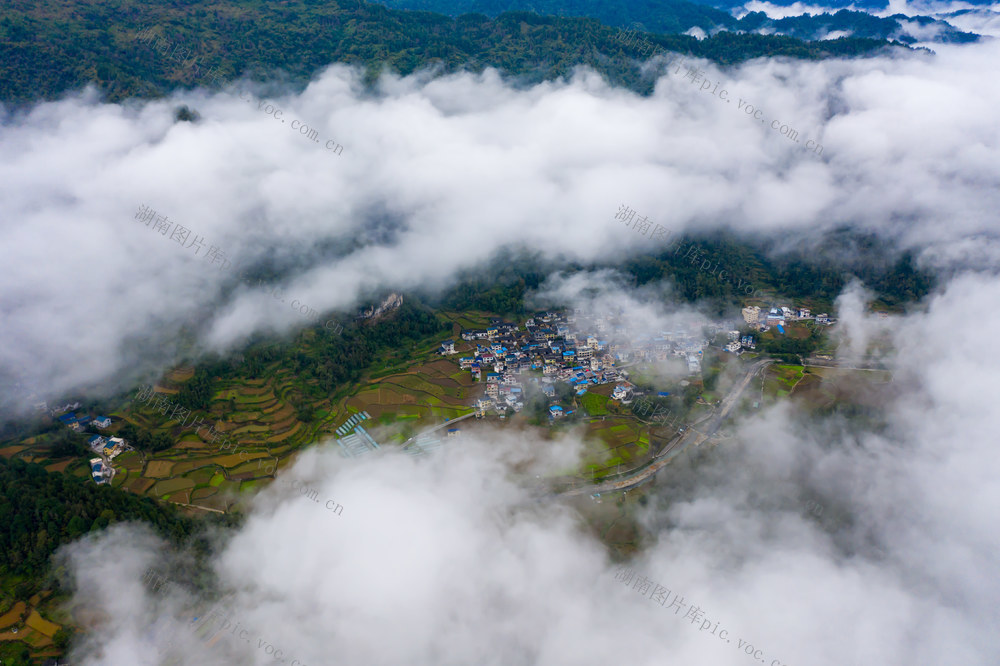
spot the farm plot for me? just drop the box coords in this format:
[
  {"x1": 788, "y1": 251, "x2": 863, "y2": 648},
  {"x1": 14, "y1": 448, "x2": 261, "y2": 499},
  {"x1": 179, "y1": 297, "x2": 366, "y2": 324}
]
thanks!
[
  {"x1": 213, "y1": 451, "x2": 270, "y2": 468},
  {"x1": 152, "y1": 477, "x2": 195, "y2": 497},
  {"x1": 144, "y1": 460, "x2": 175, "y2": 478},
  {"x1": 127, "y1": 477, "x2": 155, "y2": 494}
]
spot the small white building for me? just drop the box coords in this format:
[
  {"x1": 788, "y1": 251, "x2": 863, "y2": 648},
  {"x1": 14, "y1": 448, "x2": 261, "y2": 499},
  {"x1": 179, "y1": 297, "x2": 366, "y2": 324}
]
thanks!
[{"x1": 87, "y1": 434, "x2": 107, "y2": 452}]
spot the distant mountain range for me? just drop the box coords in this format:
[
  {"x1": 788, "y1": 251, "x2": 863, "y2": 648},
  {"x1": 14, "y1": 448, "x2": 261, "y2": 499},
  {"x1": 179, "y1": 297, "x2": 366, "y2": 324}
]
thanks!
[
  {"x1": 0, "y1": 0, "x2": 907, "y2": 105},
  {"x1": 698, "y1": 0, "x2": 996, "y2": 10},
  {"x1": 369, "y1": 0, "x2": 981, "y2": 43}
]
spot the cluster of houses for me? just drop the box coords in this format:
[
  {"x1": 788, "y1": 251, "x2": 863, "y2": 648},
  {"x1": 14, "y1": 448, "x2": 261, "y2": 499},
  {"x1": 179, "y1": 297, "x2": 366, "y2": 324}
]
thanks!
[
  {"x1": 85, "y1": 434, "x2": 130, "y2": 459},
  {"x1": 723, "y1": 330, "x2": 757, "y2": 353},
  {"x1": 442, "y1": 312, "x2": 710, "y2": 418},
  {"x1": 40, "y1": 403, "x2": 131, "y2": 483},
  {"x1": 55, "y1": 412, "x2": 113, "y2": 432},
  {"x1": 742, "y1": 305, "x2": 833, "y2": 332},
  {"x1": 717, "y1": 304, "x2": 834, "y2": 355}
]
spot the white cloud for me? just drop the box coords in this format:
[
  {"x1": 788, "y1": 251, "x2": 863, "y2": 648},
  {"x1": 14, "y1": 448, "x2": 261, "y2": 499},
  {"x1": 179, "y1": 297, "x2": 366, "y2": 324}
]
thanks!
[
  {"x1": 2, "y1": 41, "x2": 999, "y2": 413},
  {"x1": 56, "y1": 271, "x2": 1000, "y2": 665}
]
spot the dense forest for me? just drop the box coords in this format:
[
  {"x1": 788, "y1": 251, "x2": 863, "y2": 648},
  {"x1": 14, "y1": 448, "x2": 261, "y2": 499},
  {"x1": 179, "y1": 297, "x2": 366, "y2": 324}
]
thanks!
[
  {"x1": 138, "y1": 299, "x2": 448, "y2": 434},
  {"x1": 0, "y1": 0, "x2": 906, "y2": 105},
  {"x1": 434, "y1": 231, "x2": 936, "y2": 317},
  {"x1": 370, "y1": 0, "x2": 977, "y2": 44},
  {"x1": 0, "y1": 457, "x2": 194, "y2": 593}
]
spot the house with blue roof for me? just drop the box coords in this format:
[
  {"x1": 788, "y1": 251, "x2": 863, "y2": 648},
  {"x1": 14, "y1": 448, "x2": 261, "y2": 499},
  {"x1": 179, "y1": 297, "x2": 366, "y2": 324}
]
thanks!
[
  {"x1": 93, "y1": 416, "x2": 112, "y2": 428},
  {"x1": 88, "y1": 434, "x2": 107, "y2": 452}
]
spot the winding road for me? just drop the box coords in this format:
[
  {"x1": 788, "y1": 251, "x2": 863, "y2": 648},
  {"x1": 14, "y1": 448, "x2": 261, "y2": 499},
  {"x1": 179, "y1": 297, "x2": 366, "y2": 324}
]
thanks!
[{"x1": 555, "y1": 358, "x2": 773, "y2": 497}]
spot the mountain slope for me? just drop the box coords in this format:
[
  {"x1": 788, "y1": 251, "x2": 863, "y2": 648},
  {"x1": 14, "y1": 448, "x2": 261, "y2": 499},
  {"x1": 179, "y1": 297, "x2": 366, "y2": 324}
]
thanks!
[{"x1": 0, "y1": 0, "x2": 904, "y2": 104}]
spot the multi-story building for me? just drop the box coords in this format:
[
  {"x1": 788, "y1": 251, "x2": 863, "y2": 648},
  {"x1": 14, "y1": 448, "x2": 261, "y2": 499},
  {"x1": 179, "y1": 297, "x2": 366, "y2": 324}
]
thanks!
[{"x1": 742, "y1": 306, "x2": 761, "y2": 325}]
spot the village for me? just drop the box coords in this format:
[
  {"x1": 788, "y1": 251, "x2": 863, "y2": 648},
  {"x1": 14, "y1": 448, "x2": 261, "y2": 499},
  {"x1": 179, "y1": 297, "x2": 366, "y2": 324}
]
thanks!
[
  {"x1": 31, "y1": 401, "x2": 133, "y2": 485},
  {"x1": 25, "y1": 301, "x2": 835, "y2": 483},
  {"x1": 442, "y1": 302, "x2": 834, "y2": 420}
]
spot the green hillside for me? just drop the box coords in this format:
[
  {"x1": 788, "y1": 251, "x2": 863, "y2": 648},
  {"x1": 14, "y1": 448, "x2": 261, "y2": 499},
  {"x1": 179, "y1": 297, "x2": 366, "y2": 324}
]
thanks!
[{"x1": 0, "y1": 0, "x2": 905, "y2": 105}]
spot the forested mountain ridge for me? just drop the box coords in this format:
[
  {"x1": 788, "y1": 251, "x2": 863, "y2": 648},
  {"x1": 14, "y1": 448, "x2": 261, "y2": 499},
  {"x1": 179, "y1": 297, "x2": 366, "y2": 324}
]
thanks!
[
  {"x1": 0, "y1": 0, "x2": 907, "y2": 104},
  {"x1": 370, "y1": 0, "x2": 979, "y2": 44},
  {"x1": 0, "y1": 456, "x2": 196, "y2": 585}
]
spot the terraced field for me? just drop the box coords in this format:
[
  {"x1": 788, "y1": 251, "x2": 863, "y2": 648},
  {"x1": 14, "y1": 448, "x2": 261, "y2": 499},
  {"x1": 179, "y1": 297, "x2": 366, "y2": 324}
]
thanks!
[
  {"x1": 4, "y1": 307, "x2": 685, "y2": 514},
  {"x1": 81, "y1": 321, "x2": 483, "y2": 512}
]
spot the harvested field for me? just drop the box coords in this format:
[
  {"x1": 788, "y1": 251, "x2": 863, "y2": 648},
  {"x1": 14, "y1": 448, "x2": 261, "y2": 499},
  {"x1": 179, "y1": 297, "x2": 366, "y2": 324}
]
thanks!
[
  {"x1": 267, "y1": 423, "x2": 302, "y2": 442},
  {"x1": 45, "y1": 460, "x2": 73, "y2": 473},
  {"x1": 268, "y1": 404, "x2": 296, "y2": 420},
  {"x1": 261, "y1": 401, "x2": 286, "y2": 415},
  {"x1": 0, "y1": 602, "x2": 25, "y2": 629},
  {"x1": 214, "y1": 452, "x2": 269, "y2": 468},
  {"x1": 25, "y1": 610, "x2": 60, "y2": 638},
  {"x1": 145, "y1": 460, "x2": 174, "y2": 477},
  {"x1": 153, "y1": 477, "x2": 195, "y2": 496},
  {"x1": 271, "y1": 415, "x2": 298, "y2": 432},
  {"x1": 128, "y1": 477, "x2": 156, "y2": 494}
]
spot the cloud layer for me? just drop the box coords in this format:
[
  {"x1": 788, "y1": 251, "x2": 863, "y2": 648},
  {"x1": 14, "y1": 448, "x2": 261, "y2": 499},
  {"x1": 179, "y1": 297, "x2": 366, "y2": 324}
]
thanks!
[
  {"x1": 55, "y1": 270, "x2": 1000, "y2": 665},
  {"x1": 2, "y1": 39, "x2": 998, "y2": 413}
]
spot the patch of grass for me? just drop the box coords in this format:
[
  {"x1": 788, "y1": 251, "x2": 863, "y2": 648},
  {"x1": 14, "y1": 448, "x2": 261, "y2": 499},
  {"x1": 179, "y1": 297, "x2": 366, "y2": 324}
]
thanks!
[{"x1": 580, "y1": 392, "x2": 609, "y2": 416}]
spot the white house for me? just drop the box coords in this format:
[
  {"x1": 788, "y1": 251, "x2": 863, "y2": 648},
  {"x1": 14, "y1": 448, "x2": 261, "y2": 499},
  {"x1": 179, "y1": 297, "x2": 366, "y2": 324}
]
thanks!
[{"x1": 87, "y1": 435, "x2": 107, "y2": 452}]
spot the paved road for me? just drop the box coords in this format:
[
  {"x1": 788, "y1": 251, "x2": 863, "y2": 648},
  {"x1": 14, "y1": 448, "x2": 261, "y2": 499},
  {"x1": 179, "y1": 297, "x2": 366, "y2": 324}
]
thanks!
[
  {"x1": 401, "y1": 410, "x2": 477, "y2": 447},
  {"x1": 802, "y1": 357, "x2": 890, "y2": 372},
  {"x1": 555, "y1": 358, "x2": 773, "y2": 498}
]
